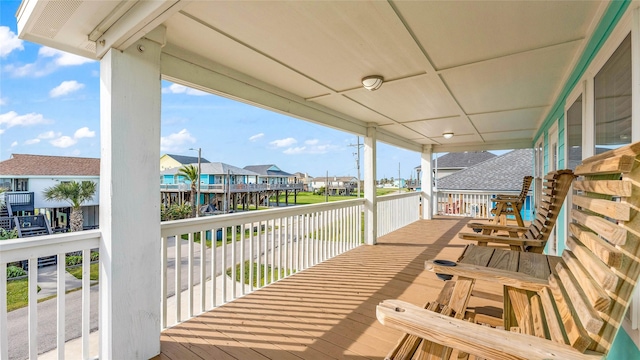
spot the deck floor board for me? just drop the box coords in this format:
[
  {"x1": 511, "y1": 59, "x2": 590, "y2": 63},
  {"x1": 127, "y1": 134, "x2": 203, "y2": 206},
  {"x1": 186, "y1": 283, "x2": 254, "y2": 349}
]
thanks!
[{"x1": 155, "y1": 216, "x2": 504, "y2": 359}]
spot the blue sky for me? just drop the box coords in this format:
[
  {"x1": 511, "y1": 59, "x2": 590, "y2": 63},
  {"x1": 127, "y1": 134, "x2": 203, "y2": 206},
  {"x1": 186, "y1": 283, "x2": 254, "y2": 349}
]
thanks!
[{"x1": 0, "y1": 1, "x2": 422, "y2": 180}]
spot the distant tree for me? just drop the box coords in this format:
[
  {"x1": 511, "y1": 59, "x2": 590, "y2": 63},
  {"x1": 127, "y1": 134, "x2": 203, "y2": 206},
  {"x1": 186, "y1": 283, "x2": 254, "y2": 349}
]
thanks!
[
  {"x1": 43, "y1": 181, "x2": 97, "y2": 232},
  {"x1": 178, "y1": 164, "x2": 199, "y2": 217}
]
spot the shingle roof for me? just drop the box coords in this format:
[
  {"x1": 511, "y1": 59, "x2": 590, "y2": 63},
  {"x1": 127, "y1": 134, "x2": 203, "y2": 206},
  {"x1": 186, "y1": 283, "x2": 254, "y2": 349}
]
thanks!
[
  {"x1": 0, "y1": 154, "x2": 100, "y2": 176},
  {"x1": 437, "y1": 149, "x2": 533, "y2": 191},
  {"x1": 244, "y1": 164, "x2": 292, "y2": 177},
  {"x1": 415, "y1": 151, "x2": 496, "y2": 171},
  {"x1": 163, "y1": 154, "x2": 211, "y2": 165},
  {"x1": 161, "y1": 162, "x2": 258, "y2": 176}
]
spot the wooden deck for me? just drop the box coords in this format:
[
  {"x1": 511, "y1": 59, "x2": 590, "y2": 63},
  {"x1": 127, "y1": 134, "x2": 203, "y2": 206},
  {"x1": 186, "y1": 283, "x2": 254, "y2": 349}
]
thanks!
[{"x1": 155, "y1": 216, "x2": 504, "y2": 360}]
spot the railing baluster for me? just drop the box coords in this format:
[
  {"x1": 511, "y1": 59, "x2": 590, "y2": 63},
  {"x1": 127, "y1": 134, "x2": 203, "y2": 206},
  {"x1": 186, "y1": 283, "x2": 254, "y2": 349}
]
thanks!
[
  {"x1": 240, "y1": 223, "x2": 245, "y2": 296},
  {"x1": 161, "y1": 236, "x2": 168, "y2": 328},
  {"x1": 200, "y1": 230, "x2": 205, "y2": 314},
  {"x1": 57, "y1": 252, "x2": 66, "y2": 360},
  {"x1": 221, "y1": 227, "x2": 227, "y2": 303},
  {"x1": 263, "y1": 220, "x2": 268, "y2": 287},
  {"x1": 277, "y1": 217, "x2": 282, "y2": 281},
  {"x1": 28, "y1": 257, "x2": 37, "y2": 360},
  {"x1": 270, "y1": 218, "x2": 275, "y2": 284},
  {"x1": 249, "y1": 221, "x2": 255, "y2": 292},
  {"x1": 188, "y1": 232, "x2": 194, "y2": 318},
  {"x1": 82, "y1": 249, "x2": 90, "y2": 360},
  {"x1": 210, "y1": 228, "x2": 216, "y2": 308},
  {"x1": 231, "y1": 225, "x2": 237, "y2": 299},
  {"x1": 0, "y1": 263, "x2": 7, "y2": 360},
  {"x1": 175, "y1": 234, "x2": 182, "y2": 323}
]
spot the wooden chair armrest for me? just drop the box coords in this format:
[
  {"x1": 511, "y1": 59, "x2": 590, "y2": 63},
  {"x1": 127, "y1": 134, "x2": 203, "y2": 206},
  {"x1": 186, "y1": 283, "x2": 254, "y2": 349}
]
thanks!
[
  {"x1": 491, "y1": 197, "x2": 518, "y2": 203},
  {"x1": 466, "y1": 222, "x2": 529, "y2": 233},
  {"x1": 425, "y1": 260, "x2": 548, "y2": 291},
  {"x1": 377, "y1": 299, "x2": 603, "y2": 360},
  {"x1": 458, "y1": 232, "x2": 545, "y2": 248}
]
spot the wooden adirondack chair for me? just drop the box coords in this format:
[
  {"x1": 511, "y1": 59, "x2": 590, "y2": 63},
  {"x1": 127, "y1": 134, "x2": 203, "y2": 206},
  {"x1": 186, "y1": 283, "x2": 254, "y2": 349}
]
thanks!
[
  {"x1": 460, "y1": 170, "x2": 575, "y2": 253},
  {"x1": 377, "y1": 141, "x2": 640, "y2": 360},
  {"x1": 490, "y1": 175, "x2": 533, "y2": 226}
]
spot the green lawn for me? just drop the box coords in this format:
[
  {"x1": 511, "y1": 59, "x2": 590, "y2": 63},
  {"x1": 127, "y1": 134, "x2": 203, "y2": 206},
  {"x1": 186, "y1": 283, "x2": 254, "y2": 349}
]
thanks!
[
  {"x1": 67, "y1": 263, "x2": 99, "y2": 281},
  {"x1": 6, "y1": 278, "x2": 48, "y2": 312},
  {"x1": 227, "y1": 260, "x2": 294, "y2": 287},
  {"x1": 275, "y1": 189, "x2": 407, "y2": 205}
]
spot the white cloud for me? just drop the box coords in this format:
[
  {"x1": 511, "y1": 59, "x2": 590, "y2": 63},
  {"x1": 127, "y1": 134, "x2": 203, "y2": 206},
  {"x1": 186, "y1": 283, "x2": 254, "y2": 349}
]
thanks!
[
  {"x1": 249, "y1": 133, "x2": 264, "y2": 142},
  {"x1": 50, "y1": 80, "x2": 85, "y2": 98},
  {"x1": 39, "y1": 47, "x2": 93, "y2": 66},
  {"x1": 282, "y1": 141, "x2": 339, "y2": 155},
  {"x1": 0, "y1": 97, "x2": 5, "y2": 106},
  {"x1": 0, "y1": 26, "x2": 23, "y2": 57},
  {"x1": 0, "y1": 129, "x2": 4, "y2": 135},
  {"x1": 50, "y1": 136, "x2": 77, "y2": 148},
  {"x1": 24, "y1": 138, "x2": 40, "y2": 145},
  {"x1": 162, "y1": 83, "x2": 209, "y2": 96},
  {"x1": 161, "y1": 129, "x2": 196, "y2": 152},
  {"x1": 38, "y1": 131, "x2": 59, "y2": 139},
  {"x1": 74, "y1": 127, "x2": 95, "y2": 139},
  {"x1": 10, "y1": 141, "x2": 17, "y2": 147},
  {"x1": 270, "y1": 137, "x2": 297, "y2": 148},
  {"x1": 0, "y1": 111, "x2": 51, "y2": 128},
  {"x1": 283, "y1": 146, "x2": 306, "y2": 155}
]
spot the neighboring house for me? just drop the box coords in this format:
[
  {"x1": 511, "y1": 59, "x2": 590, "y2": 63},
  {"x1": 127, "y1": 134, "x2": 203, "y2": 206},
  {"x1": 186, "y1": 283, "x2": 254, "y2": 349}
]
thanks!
[
  {"x1": 243, "y1": 164, "x2": 292, "y2": 185},
  {"x1": 311, "y1": 176, "x2": 358, "y2": 196},
  {"x1": 161, "y1": 162, "x2": 259, "y2": 212},
  {"x1": 436, "y1": 149, "x2": 534, "y2": 219},
  {"x1": 409, "y1": 151, "x2": 497, "y2": 190},
  {"x1": 159, "y1": 153, "x2": 210, "y2": 171},
  {"x1": 0, "y1": 154, "x2": 100, "y2": 231},
  {"x1": 290, "y1": 172, "x2": 313, "y2": 191}
]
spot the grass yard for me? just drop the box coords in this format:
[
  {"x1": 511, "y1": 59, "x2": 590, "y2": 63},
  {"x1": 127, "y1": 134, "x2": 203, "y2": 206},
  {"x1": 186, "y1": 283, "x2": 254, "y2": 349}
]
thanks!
[
  {"x1": 67, "y1": 263, "x2": 99, "y2": 281},
  {"x1": 227, "y1": 260, "x2": 295, "y2": 287},
  {"x1": 275, "y1": 189, "x2": 407, "y2": 205},
  {"x1": 6, "y1": 279, "x2": 48, "y2": 312}
]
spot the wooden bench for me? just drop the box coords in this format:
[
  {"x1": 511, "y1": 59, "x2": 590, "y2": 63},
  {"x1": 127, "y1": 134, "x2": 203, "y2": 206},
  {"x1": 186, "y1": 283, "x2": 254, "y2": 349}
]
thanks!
[
  {"x1": 377, "y1": 142, "x2": 640, "y2": 360},
  {"x1": 459, "y1": 170, "x2": 575, "y2": 253},
  {"x1": 490, "y1": 175, "x2": 533, "y2": 227}
]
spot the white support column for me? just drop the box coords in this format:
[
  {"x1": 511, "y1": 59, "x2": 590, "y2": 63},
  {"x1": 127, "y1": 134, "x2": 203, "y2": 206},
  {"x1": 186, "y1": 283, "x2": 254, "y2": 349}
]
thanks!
[
  {"x1": 421, "y1": 145, "x2": 433, "y2": 220},
  {"x1": 364, "y1": 125, "x2": 377, "y2": 245},
  {"x1": 99, "y1": 29, "x2": 163, "y2": 359}
]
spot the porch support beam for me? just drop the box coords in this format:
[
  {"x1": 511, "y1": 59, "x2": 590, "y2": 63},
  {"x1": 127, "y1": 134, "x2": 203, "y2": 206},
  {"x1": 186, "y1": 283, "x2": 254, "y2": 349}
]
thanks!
[
  {"x1": 421, "y1": 145, "x2": 434, "y2": 220},
  {"x1": 364, "y1": 125, "x2": 377, "y2": 245},
  {"x1": 99, "y1": 29, "x2": 163, "y2": 359}
]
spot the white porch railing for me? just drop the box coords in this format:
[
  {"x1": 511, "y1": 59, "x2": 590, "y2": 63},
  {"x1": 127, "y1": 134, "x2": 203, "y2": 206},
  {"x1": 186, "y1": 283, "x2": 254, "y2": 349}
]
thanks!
[
  {"x1": 377, "y1": 192, "x2": 421, "y2": 237},
  {"x1": 159, "y1": 198, "x2": 364, "y2": 329},
  {"x1": 435, "y1": 190, "x2": 533, "y2": 221},
  {"x1": 0, "y1": 230, "x2": 100, "y2": 360}
]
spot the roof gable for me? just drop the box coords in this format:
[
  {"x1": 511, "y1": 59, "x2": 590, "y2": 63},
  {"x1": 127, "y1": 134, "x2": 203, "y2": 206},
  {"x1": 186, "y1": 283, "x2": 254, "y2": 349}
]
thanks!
[
  {"x1": 244, "y1": 164, "x2": 292, "y2": 177},
  {"x1": 437, "y1": 149, "x2": 533, "y2": 191},
  {"x1": 0, "y1": 154, "x2": 100, "y2": 176},
  {"x1": 162, "y1": 154, "x2": 211, "y2": 166}
]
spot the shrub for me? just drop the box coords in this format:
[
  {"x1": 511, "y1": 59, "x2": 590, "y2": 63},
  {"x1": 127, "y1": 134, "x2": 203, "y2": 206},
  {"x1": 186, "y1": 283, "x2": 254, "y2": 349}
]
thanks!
[
  {"x1": 7, "y1": 265, "x2": 26, "y2": 278},
  {"x1": 161, "y1": 203, "x2": 192, "y2": 221},
  {"x1": 90, "y1": 251, "x2": 99, "y2": 262},
  {"x1": 0, "y1": 228, "x2": 17, "y2": 240},
  {"x1": 66, "y1": 255, "x2": 83, "y2": 266}
]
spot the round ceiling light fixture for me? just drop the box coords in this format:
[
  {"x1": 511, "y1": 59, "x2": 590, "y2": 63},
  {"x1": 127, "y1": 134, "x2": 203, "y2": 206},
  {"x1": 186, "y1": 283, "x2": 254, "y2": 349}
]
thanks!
[
  {"x1": 443, "y1": 132, "x2": 454, "y2": 139},
  {"x1": 362, "y1": 75, "x2": 384, "y2": 91}
]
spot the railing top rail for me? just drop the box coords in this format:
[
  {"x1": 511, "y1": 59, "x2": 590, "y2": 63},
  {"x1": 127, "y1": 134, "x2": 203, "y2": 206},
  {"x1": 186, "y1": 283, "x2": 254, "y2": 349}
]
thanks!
[
  {"x1": 436, "y1": 190, "x2": 521, "y2": 195},
  {"x1": 161, "y1": 198, "x2": 365, "y2": 237},
  {"x1": 377, "y1": 191, "x2": 420, "y2": 202},
  {"x1": 0, "y1": 229, "x2": 101, "y2": 264}
]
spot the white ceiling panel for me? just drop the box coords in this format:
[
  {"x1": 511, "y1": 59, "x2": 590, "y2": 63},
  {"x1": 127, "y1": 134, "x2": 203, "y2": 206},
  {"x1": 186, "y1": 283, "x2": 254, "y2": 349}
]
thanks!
[
  {"x1": 310, "y1": 94, "x2": 392, "y2": 124},
  {"x1": 441, "y1": 41, "x2": 581, "y2": 114},
  {"x1": 435, "y1": 133, "x2": 483, "y2": 144},
  {"x1": 181, "y1": 1, "x2": 430, "y2": 92},
  {"x1": 379, "y1": 124, "x2": 425, "y2": 140},
  {"x1": 481, "y1": 131, "x2": 537, "y2": 142},
  {"x1": 469, "y1": 107, "x2": 547, "y2": 133},
  {"x1": 345, "y1": 75, "x2": 460, "y2": 122},
  {"x1": 394, "y1": 1, "x2": 601, "y2": 70},
  {"x1": 163, "y1": 14, "x2": 330, "y2": 99},
  {"x1": 404, "y1": 117, "x2": 474, "y2": 137}
]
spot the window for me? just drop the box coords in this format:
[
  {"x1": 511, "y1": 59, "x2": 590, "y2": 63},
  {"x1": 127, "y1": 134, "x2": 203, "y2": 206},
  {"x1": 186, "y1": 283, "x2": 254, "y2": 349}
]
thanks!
[
  {"x1": 14, "y1": 179, "x2": 28, "y2": 191},
  {"x1": 567, "y1": 95, "x2": 583, "y2": 170},
  {"x1": 595, "y1": 34, "x2": 631, "y2": 153}
]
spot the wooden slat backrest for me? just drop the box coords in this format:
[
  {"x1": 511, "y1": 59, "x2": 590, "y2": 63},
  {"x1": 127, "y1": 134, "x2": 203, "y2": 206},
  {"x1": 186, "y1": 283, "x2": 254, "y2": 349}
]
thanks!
[
  {"x1": 549, "y1": 143, "x2": 640, "y2": 355},
  {"x1": 522, "y1": 170, "x2": 575, "y2": 248}
]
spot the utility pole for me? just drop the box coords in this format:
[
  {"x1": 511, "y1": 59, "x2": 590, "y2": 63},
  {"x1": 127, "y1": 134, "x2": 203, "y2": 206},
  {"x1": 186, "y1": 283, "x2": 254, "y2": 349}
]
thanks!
[
  {"x1": 189, "y1": 147, "x2": 202, "y2": 217},
  {"x1": 349, "y1": 136, "x2": 363, "y2": 197}
]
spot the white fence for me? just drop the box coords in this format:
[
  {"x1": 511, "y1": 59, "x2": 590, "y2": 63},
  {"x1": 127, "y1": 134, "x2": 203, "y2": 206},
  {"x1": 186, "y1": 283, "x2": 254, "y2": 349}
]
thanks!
[
  {"x1": 435, "y1": 190, "x2": 533, "y2": 221},
  {"x1": 159, "y1": 199, "x2": 364, "y2": 329},
  {"x1": 0, "y1": 230, "x2": 100, "y2": 360},
  {"x1": 377, "y1": 192, "x2": 421, "y2": 237}
]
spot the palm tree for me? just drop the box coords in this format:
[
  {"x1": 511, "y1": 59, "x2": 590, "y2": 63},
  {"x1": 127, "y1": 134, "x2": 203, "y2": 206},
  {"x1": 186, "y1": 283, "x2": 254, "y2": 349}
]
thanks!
[
  {"x1": 178, "y1": 164, "x2": 199, "y2": 217},
  {"x1": 43, "y1": 181, "x2": 97, "y2": 232}
]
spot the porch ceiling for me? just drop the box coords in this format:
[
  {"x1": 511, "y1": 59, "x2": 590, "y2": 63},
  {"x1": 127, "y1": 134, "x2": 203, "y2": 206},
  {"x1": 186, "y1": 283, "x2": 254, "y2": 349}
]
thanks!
[{"x1": 17, "y1": 0, "x2": 605, "y2": 152}]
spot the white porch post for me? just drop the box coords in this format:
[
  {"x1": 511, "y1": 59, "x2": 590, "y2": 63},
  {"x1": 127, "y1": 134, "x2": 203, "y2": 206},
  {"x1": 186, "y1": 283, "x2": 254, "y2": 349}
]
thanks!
[
  {"x1": 421, "y1": 145, "x2": 434, "y2": 220},
  {"x1": 99, "y1": 32, "x2": 163, "y2": 358},
  {"x1": 364, "y1": 125, "x2": 377, "y2": 245}
]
